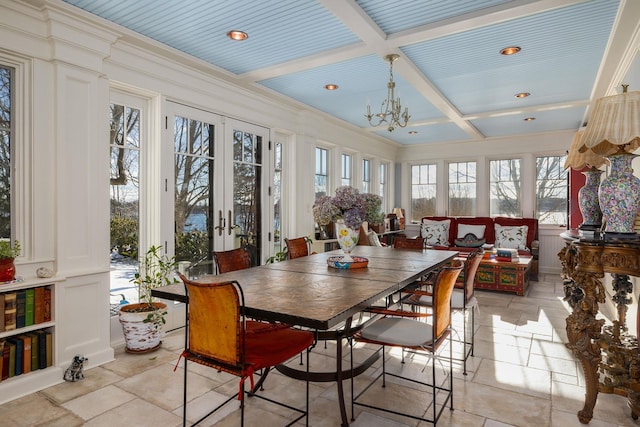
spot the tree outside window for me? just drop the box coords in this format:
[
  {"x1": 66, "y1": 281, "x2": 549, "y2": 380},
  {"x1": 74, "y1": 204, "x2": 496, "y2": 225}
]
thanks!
[
  {"x1": 490, "y1": 159, "x2": 521, "y2": 217},
  {"x1": 411, "y1": 164, "x2": 436, "y2": 222},
  {"x1": 0, "y1": 65, "x2": 12, "y2": 239},
  {"x1": 536, "y1": 155, "x2": 567, "y2": 225},
  {"x1": 315, "y1": 147, "x2": 328, "y2": 199},
  {"x1": 341, "y1": 153, "x2": 352, "y2": 187},
  {"x1": 449, "y1": 161, "x2": 476, "y2": 216},
  {"x1": 362, "y1": 159, "x2": 370, "y2": 193}
]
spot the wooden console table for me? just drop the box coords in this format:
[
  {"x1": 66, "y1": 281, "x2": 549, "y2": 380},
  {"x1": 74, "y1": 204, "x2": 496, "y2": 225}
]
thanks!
[{"x1": 559, "y1": 232, "x2": 640, "y2": 423}]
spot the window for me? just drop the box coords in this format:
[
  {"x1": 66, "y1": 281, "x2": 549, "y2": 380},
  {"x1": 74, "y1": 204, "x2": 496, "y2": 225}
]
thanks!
[
  {"x1": 449, "y1": 161, "x2": 476, "y2": 216},
  {"x1": 0, "y1": 65, "x2": 13, "y2": 238},
  {"x1": 536, "y1": 155, "x2": 568, "y2": 225},
  {"x1": 341, "y1": 153, "x2": 352, "y2": 186},
  {"x1": 315, "y1": 147, "x2": 328, "y2": 199},
  {"x1": 273, "y1": 141, "x2": 283, "y2": 254},
  {"x1": 362, "y1": 159, "x2": 370, "y2": 193},
  {"x1": 490, "y1": 159, "x2": 521, "y2": 217},
  {"x1": 411, "y1": 164, "x2": 437, "y2": 222},
  {"x1": 109, "y1": 101, "x2": 141, "y2": 303},
  {"x1": 379, "y1": 162, "x2": 388, "y2": 210}
]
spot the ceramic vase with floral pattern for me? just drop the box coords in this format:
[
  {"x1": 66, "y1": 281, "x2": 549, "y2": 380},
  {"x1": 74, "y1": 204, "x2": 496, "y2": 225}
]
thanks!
[
  {"x1": 578, "y1": 168, "x2": 603, "y2": 229},
  {"x1": 598, "y1": 152, "x2": 640, "y2": 237},
  {"x1": 335, "y1": 219, "x2": 359, "y2": 262}
]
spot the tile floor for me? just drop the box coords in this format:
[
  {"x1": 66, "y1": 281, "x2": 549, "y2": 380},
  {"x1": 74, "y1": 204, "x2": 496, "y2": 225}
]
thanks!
[{"x1": 0, "y1": 274, "x2": 637, "y2": 426}]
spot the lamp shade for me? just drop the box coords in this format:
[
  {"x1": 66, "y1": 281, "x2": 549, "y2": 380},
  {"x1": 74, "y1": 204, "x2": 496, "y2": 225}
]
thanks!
[
  {"x1": 578, "y1": 89, "x2": 640, "y2": 155},
  {"x1": 564, "y1": 129, "x2": 607, "y2": 170}
]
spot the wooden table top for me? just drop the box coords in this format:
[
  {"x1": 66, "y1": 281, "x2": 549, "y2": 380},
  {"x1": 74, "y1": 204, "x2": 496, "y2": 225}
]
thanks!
[{"x1": 152, "y1": 246, "x2": 458, "y2": 330}]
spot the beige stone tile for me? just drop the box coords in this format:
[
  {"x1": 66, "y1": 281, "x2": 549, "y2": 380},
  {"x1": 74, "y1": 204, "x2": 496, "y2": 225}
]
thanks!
[
  {"x1": 39, "y1": 366, "x2": 124, "y2": 404},
  {"x1": 0, "y1": 393, "x2": 76, "y2": 426},
  {"x1": 552, "y1": 409, "x2": 619, "y2": 427},
  {"x1": 453, "y1": 379, "x2": 551, "y2": 427},
  {"x1": 551, "y1": 381, "x2": 636, "y2": 425},
  {"x1": 475, "y1": 326, "x2": 533, "y2": 349},
  {"x1": 62, "y1": 384, "x2": 136, "y2": 420},
  {"x1": 101, "y1": 346, "x2": 178, "y2": 378},
  {"x1": 528, "y1": 353, "x2": 578, "y2": 375},
  {"x1": 473, "y1": 339, "x2": 531, "y2": 366},
  {"x1": 473, "y1": 359, "x2": 551, "y2": 399},
  {"x1": 530, "y1": 337, "x2": 575, "y2": 360},
  {"x1": 82, "y1": 398, "x2": 181, "y2": 427}
]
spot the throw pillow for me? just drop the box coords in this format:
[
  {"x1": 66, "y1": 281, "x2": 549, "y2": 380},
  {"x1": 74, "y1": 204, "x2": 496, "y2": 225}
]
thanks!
[
  {"x1": 367, "y1": 230, "x2": 383, "y2": 247},
  {"x1": 457, "y1": 223, "x2": 486, "y2": 239},
  {"x1": 420, "y1": 219, "x2": 450, "y2": 246},
  {"x1": 495, "y1": 224, "x2": 529, "y2": 250},
  {"x1": 454, "y1": 233, "x2": 486, "y2": 248}
]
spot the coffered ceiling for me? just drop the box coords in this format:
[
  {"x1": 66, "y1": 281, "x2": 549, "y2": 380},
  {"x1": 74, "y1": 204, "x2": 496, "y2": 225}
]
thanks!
[{"x1": 58, "y1": 0, "x2": 640, "y2": 146}]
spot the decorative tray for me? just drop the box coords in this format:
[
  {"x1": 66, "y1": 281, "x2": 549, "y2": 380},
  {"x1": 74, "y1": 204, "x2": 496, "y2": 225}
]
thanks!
[{"x1": 327, "y1": 256, "x2": 369, "y2": 269}]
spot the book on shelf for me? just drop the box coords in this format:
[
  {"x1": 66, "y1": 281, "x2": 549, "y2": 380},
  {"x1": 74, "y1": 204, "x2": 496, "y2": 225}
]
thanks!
[
  {"x1": 35, "y1": 330, "x2": 48, "y2": 370},
  {"x1": 7, "y1": 340, "x2": 15, "y2": 377},
  {"x1": 45, "y1": 330, "x2": 52, "y2": 367},
  {"x1": 25, "y1": 288, "x2": 35, "y2": 326},
  {"x1": 28, "y1": 332, "x2": 39, "y2": 372},
  {"x1": 4, "y1": 292, "x2": 17, "y2": 331},
  {"x1": 43, "y1": 288, "x2": 52, "y2": 322},
  {"x1": 1, "y1": 341, "x2": 8, "y2": 380},
  {"x1": 34, "y1": 287, "x2": 45, "y2": 324},
  {"x1": 0, "y1": 293, "x2": 4, "y2": 332},
  {"x1": 21, "y1": 334, "x2": 31, "y2": 374},
  {"x1": 7, "y1": 337, "x2": 23, "y2": 376},
  {"x1": 16, "y1": 290, "x2": 25, "y2": 329}
]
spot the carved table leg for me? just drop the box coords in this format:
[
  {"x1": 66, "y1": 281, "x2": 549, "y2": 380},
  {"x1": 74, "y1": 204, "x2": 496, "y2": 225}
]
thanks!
[{"x1": 565, "y1": 267, "x2": 606, "y2": 423}]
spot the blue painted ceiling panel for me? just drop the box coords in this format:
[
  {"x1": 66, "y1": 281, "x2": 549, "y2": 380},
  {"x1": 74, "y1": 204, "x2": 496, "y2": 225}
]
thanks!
[{"x1": 60, "y1": 0, "x2": 635, "y2": 147}]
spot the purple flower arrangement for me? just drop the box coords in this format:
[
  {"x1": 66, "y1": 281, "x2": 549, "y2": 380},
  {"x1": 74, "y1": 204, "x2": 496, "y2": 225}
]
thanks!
[{"x1": 313, "y1": 186, "x2": 383, "y2": 229}]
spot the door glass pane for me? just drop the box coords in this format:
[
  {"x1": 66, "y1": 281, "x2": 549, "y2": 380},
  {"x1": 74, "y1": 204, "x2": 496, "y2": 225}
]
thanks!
[
  {"x1": 233, "y1": 130, "x2": 261, "y2": 266},
  {"x1": 0, "y1": 66, "x2": 13, "y2": 239},
  {"x1": 109, "y1": 103, "x2": 140, "y2": 307},
  {"x1": 174, "y1": 116, "x2": 215, "y2": 277},
  {"x1": 273, "y1": 142, "x2": 282, "y2": 254}
]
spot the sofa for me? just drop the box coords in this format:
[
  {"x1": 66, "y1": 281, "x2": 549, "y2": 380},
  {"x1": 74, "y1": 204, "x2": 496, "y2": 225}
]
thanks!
[{"x1": 420, "y1": 216, "x2": 539, "y2": 285}]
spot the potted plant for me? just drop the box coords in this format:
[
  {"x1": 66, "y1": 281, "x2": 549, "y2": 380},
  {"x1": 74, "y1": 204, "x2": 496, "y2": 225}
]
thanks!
[
  {"x1": 0, "y1": 239, "x2": 20, "y2": 282},
  {"x1": 118, "y1": 245, "x2": 178, "y2": 353}
]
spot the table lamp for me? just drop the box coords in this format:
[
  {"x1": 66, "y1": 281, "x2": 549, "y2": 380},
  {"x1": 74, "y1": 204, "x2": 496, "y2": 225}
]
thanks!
[
  {"x1": 578, "y1": 85, "x2": 640, "y2": 238},
  {"x1": 564, "y1": 129, "x2": 607, "y2": 231}
]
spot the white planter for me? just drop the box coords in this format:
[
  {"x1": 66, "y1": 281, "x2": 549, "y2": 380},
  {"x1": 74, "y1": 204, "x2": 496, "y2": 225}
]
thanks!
[{"x1": 118, "y1": 302, "x2": 166, "y2": 353}]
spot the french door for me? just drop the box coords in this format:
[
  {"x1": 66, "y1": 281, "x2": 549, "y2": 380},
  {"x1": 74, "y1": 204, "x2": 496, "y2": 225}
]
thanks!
[{"x1": 166, "y1": 102, "x2": 270, "y2": 276}]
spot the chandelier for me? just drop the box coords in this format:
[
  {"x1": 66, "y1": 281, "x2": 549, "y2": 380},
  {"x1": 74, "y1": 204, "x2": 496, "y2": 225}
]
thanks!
[{"x1": 365, "y1": 54, "x2": 410, "y2": 132}]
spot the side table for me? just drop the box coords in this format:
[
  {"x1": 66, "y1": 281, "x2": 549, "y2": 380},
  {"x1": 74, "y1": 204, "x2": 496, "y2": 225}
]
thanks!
[{"x1": 559, "y1": 232, "x2": 640, "y2": 423}]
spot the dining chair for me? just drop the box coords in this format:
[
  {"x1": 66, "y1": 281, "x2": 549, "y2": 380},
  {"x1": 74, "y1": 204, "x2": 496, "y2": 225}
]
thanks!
[
  {"x1": 177, "y1": 273, "x2": 315, "y2": 427},
  {"x1": 284, "y1": 237, "x2": 313, "y2": 259},
  {"x1": 213, "y1": 247, "x2": 251, "y2": 274},
  {"x1": 350, "y1": 260, "x2": 463, "y2": 425},
  {"x1": 402, "y1": 249, "x2": 483, "y2": 375},
  {"x1": 392, "y1": 235, "x2": 425, "y2": 249}
]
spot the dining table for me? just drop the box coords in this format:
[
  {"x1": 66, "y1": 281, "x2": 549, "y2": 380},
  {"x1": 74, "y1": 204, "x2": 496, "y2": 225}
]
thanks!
[{"x1": 152, "y1": 245, "x2": 458, "y2": 426}]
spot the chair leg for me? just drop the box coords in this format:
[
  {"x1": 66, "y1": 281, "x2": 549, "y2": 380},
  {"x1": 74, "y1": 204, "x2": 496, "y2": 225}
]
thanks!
[
  {"x1": 449, "y1": 328, "x2": 454, "y2": 411},
  {"x1": 183, "y1": 358, "x2": 188, "y2": 427},
  {"x1": 463, "y1": 307, "x2": 468, "y2": 375}
]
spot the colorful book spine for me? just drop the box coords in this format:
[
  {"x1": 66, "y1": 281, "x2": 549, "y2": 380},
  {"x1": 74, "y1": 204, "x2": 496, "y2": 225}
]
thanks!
[
  {"x1": 4, "y1": 292, "x2": 17, "y2": 331},
  {"x1": 35, "y1": 330, "x2": 47, "y2": 370},
  {"x1": 43, "y1": 288, "x2": 52, "y2": 322},
  {"x1": 0, "y1": 293, "x2": 4, "y2": 332},
  {"x1": 7, "y1": 340, "x2": 15, "y2": 378},
  {"x1": 28, "y1": 333, "x2": 38, "y2": 372},
  {"x1": 45, "y1": 331, "x2": 53, "y2": 367},
  {"x1": 15, "y1": 290, "x2": 25, "y2": 329},
  {"x1": 24, "y1": 288, "x2": 35, "y2": 326},
  {"x1": 1, "y1": 341, "x2": 9, "y2": 380},
  {"x1": 21, "y1": 334, "x2": 31, "y2": 374},
  {"x1": 34, "y1": 287, "x2": 45, "y2": 324},
  {"x1": 7, "y1": 337, "x2": 22, "y2": 376}
]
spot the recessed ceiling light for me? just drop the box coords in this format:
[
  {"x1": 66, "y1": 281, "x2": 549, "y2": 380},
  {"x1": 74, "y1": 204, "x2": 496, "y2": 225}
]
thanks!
[
  {"x1": 408, "y1": 131, "x2": 418, "y2": 135},
  {"x1": 324, "y1": 84, "x2": 338, "y2": 90},
  {"x1": 500, "y1": 46, "x2": 521, "y2": 55},
  {"x1": 515, "y1": 92, "x2": 530, "y2": 98},
  {"x1": 524, "y1": 117, "x2": 536, "y2": 121},
  {"x1": 227, "y1": 30, "x2": 248, "y2": 41}
]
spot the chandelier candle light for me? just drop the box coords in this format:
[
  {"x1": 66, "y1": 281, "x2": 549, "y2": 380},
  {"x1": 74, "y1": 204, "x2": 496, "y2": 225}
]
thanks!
[{"x1": 365, "y1": 54, "x2": 410, "y2": 132}]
